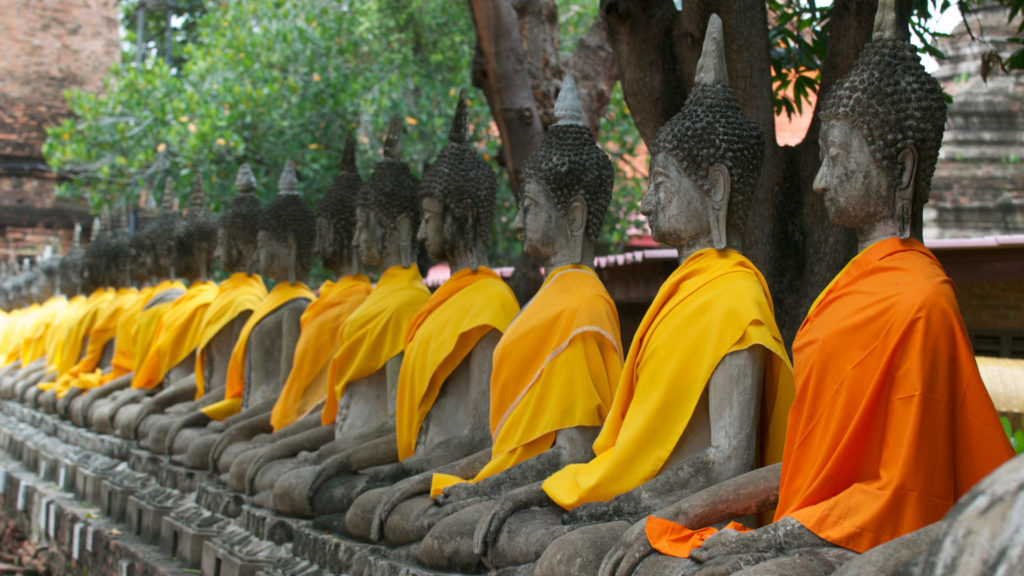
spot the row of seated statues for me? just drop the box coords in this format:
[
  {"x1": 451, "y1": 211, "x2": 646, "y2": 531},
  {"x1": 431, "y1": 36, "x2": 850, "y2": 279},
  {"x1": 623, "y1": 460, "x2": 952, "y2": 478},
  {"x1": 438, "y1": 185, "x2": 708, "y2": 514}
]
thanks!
[{"x1": 0, "y1": 6, "x2": 1018, "y2": 575}]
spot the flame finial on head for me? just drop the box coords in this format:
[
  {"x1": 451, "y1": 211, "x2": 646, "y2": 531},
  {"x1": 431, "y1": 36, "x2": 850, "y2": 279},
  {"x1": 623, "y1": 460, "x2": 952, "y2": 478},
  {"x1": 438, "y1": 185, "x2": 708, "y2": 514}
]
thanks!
[
  {"x1": 72, "y1": 223, "x2": 82, "y2": 250},
  {"x1": 872, "y1": 0, "x2": 899, "y2": 41},
  {"x1": 90, "y1": 216, "x2": 102, "y2": 242},
  {"x1": 448, "y1": 89, "x2": 470, "y2": 142},
  {"x1": 695, "y1": 14, "x2": 729, "y2": 87},
  {"x1": 112, "y1": 201, "x2": 129, "y2": 232},
  {"x1": 553, "y1": 75, "x2": 585, "y2": 127},
  {"x1": 383, "y1": 114, "x2": 403, "y2": 160},
  {"x1": 278, "y1": 161, "x2": 300, "y2": 196},
  {"x1": 190, "y1": 171, "x2": 207, "y2": 211},
  {"x1": 340, "y1": 132, "x2": 359, "y2": 176},
  {"x1": 161, "y1": 178, "x2": 177, "y2": 212},
  {"x1": 235, "y1": 163, "x2": 257, "y2": 195}
]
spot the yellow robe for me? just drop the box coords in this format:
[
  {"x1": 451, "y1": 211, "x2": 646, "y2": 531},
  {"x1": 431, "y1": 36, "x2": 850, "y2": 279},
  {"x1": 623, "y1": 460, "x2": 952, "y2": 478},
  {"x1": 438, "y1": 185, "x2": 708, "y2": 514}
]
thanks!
[
  {"x1": 98, "y1": 286, "x2": 159, "y2": 386},
  {"x1": 201, "y1": 281, "x2": 313, "y2": 421},
  {"x1": 53, "y1": 287, "x2": 138, "y2": 398},
  {"x1": 432, "y1": 265, "x2": 622, "y2": 496},
  {"x1": 43, "y1": 295, "x2": 85, "y2": 371},
  {"x1": 37, "y1": 288, "x2": 115, "y2": 390},
  {"x1": 20, "y1": 297, "x2": 67, "y2": 365},
  {"x1": 542, "y1": 249, "x2": 795, "y2": 510},
  {"x1": 130, "y1": 280, "x2": 187, "y2": 375},
  {"x1": 270, "y1": 275, "x2": 372, "y2": 431},
  {"x1": 131, "y1": 281, "x2": 218, "y2": 390},
  {"x1": 193, "y1": 273, "x2": 267, "y2": 399},
  {"x1": 321, "y1": 265, "x2": 430, "y2": 426},
  {"x1": 395, "y1": 267, "x2": 519, "y2": 460}
]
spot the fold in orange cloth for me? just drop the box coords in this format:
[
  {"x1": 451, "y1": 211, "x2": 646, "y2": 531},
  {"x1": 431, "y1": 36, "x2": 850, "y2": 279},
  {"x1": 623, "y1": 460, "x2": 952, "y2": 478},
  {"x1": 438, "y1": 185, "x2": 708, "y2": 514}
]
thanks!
[{"x1": 646, "y1": 519, "x2": 751, "y2": 558}]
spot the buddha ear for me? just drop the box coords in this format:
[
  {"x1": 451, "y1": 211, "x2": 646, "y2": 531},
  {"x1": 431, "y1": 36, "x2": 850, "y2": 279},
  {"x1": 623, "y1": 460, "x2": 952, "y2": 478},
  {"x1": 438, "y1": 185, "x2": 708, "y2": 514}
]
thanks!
[
  {"x1": 895, "y1": 146, "x2": 917, "y2": 240},
  {"x1": 396, "y1": 213, "x2": 413, "y2": 267},
  {"x1": 708, "y1": 164, "x2": 731, "y2": 250},
  {"x1": 567, "y1": 196, "x2": 587, "y2": 238}
]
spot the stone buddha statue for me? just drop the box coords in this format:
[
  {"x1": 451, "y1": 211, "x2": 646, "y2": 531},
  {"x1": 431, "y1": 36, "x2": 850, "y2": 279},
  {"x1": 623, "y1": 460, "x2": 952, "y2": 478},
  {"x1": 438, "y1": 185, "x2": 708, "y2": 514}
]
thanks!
[
  {"x1": 76, "y1": 186, "x2": 187, "y2": 429},
  {"x1": 104, "y1": 176, "x2": 220, "y2": 437},
  {"x1": 337, "y1": 89, "x2": 523, "y2": 543},
  {"x1": 223, "y1": 134, "x2": 372, "y2": 492},
  {"x1": 424, "y1": 17, "x2": 795, "y2": 575},
  {"x1": 599, "y1": 5, "x2": 1012, "y2": 576},
  {"x1": 167, "y1": 161, "x2": 313, "y2": 469},
  {"x1": 134, "y1": 164, "x2": 266, "y2": 450},
  {"x1": 265, "y1": 115, "x2": 429, "y2": 519}
]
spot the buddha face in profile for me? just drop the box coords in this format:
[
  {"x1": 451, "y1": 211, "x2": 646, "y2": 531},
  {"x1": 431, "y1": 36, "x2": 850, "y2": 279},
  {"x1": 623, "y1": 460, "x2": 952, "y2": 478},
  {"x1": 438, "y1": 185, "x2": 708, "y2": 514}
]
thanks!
[
  {"x1": 416, "y1": 196, "x2": 446, "y2": 261},
  {"x1": 257, "y1": 231, "x2": 294, "y2": 282},
  {"x1": 643, "y1": 153, "x2": 718, "y2": 249},
  {"x1": 513, "y1": 178, "x2": 567, "y2": 262},
  {"x1": 354, "y1": 206, "x2": 383, "y2": 267}
]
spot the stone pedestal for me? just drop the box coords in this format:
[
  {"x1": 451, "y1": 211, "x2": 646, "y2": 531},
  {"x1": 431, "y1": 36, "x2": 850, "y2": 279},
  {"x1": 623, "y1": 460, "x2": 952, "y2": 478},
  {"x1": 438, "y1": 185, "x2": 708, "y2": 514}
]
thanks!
[
  {"x1": 196, "y1": 480, "x2": 246, "y2": 517},
  {"x1": 126, "y1": 485, "x2": 188, "y2": 544},
  {"x1": 161, "y1": 502, "x2": 230, "y2": 568},
  {"x1": 99, "y1": 466, "x2": 154, "y2": 522},
  {"x1": 201, "y1": 524, "x2": 284, "y2": 576}
]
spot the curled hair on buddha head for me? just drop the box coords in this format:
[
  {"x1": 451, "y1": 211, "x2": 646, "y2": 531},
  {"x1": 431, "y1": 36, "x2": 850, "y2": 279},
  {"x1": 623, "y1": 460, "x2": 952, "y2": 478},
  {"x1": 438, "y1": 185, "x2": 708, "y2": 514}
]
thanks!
[
  {"x1": 318, "y1": 133, "x2": 361, "y2": 268},
  {"x1": 82, "y1": 234, "x2": 112, "y2": 291},
  {"x1": 177, "y1": 173, "x2": 218, "y2": 279},
  {"x1": 818, "y1": 0, "x2": 946, "y2": 211},
  {"x1": 419, "y1": 89, "x2": 497, "y2": 249},
  {"x1": 522, "y1": 75, "x2": 614, "y2": 242},
  {"x1": 220, "y1": 163, "x2": 264, "y2": 273},
  {"x1": 651, "y1": 14, "x2": 764, "y2": 237},
  {"x1": 262, "y1": 161, "x2": 317, "y2": 274},
  {"x1": 359, "y1": 114, "x2": 420, "y2": 230}
]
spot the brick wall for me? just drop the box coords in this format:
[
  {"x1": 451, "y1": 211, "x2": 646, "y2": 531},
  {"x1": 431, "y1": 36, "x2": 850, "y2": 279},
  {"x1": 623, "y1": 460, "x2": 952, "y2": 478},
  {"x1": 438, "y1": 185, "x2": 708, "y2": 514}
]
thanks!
[
  {"x1": 0, "y1": 0, "x2": 119, "y2": 263},
  {"x1": 958, "y1": 279, "x2": 1024, "y2": 333}
]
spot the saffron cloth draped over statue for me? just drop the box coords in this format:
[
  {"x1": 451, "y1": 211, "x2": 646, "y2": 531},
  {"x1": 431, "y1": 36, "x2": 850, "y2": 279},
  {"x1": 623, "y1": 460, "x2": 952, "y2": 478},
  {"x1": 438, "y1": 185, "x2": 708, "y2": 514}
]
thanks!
[
  {"x1": 395, "y1": 267, "x2": 519, "y2": 460},
  {"x1": 775, "y1": 237, "x2": 1014, "y2": 553},
  {"x1": 201, "y1": 281, "x2": 314, "y2": 421},
  {"x1": 131, "y1": 281, "x2": 218, "y2": 390},
  {"x1": 269, "y1": 274, "x2": 372, "y2": 431},
  {"x1": 321, "y1": 265, "x2": 430, "y2": 426},
  {"x1": 193, "y1": 272, "x2": 267, "y2": 399},
  {"x1": 431, "y1": 264, "x2": 623, "y2": 497},
  {"x1": 543, "y1": 249, "x2": 794, "y2": 510}
]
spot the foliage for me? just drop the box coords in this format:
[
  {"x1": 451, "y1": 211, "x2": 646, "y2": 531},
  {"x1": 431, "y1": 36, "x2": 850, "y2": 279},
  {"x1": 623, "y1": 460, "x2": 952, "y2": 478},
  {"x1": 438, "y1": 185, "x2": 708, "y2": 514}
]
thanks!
[
  {"x1": 121, "y1": 0, "x2": 208, "y2": 70},
  {"x1": 1000, "y1": 416, "x2": 1024, "y2": 454}
]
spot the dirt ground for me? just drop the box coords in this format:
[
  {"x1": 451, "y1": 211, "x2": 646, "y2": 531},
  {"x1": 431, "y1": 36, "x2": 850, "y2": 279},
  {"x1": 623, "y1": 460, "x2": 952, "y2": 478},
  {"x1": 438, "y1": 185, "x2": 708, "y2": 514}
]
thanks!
[{"x1": 0, "y1": 517, "x2": 47, "y2": 575}]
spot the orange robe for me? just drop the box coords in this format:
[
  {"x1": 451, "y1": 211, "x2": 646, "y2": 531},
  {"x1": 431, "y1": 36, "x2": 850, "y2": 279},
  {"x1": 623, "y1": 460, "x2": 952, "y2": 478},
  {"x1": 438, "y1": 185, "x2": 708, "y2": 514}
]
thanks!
[
  {"x1": 431, "y1": 265, "x2": 622, "y2": 497},
  {"x1": 545, "y1": 249, "x2": 794, "y2": 510},
  {"x1": 395, "y1": 267, "x2": 519, "y2": 460},
  {"x1": 201, "y1": 281, "x2": 313, "y2": 421},
  {"x1": 193, "y1": 273, "x2": 267, "y2": 399},
  {"x1": 775, "y1": 237, "x2": 1014, "y2": 552},
  {"x1": 131, "y1": 280, "x2": 187, "y2": 375},
  {"x1": 270, "y1": 275, "x2": 372, "y2": 431},
  {"x1": 131, "y1": 281, "x2": 218, "y2": 390},
  {"x1": 321, "y1": 265, "x2": 430, "y2": 426}
]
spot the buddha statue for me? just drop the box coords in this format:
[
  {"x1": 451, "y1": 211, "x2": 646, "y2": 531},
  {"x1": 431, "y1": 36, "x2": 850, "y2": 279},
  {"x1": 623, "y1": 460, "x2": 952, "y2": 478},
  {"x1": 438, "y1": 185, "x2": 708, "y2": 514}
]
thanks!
[
  {"x1": 223, "y1": 133, "x2": 372, "y2": 492},
  {"x1": 599, "y1": 5, "x2": 1014, "y2": 576},
  {"x1": 76, "y1": 184, "x2": 186, "y2": 429},
  {"x1": 134, "y1": 164, "x2": 267, "y2": 449},
  {"x1": 399, "y1": 77, "x2": 622, "y2": 572},
  {"x1": 264, "y1": 115, "x2": 429, "y2": 519},
  {"x1": 338, "y1": 89, "x2": 523, "y2": 544},
  {"x1": 167, "y1": 161, "x2": 313, "y2": 470},
  {"x1": 104, "y1": 176, "x2": 221, "y2": 437},
  {"x1": 426, "y1": 17, "x2": 795, "y2": 575}
]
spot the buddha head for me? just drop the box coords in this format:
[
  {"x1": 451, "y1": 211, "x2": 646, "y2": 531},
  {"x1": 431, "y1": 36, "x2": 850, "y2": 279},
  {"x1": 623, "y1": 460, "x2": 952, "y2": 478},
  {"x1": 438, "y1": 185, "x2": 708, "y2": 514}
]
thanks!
[
  {"x1": 418, "y1": 89, "x2": 496, "y2": 268},
  {"x1": 36, "y1": 255, "x2": 61, "y2": 300},
  {"x1": 813, "y1": 0, "x2": 946, "y2": 243},
  {"x1": 105, "y1": 201, "x2": 133, "y2": 288},
  {"x1": 258, "y1": 161, "x2": 316, "y2": 284},
  {"x1": 316, "y1": 133, "x2": 362, "y2": 276},
  {"x1": 140, "y1": 178, "x2": 185, "y2": 280},
  {"x1": 355, "y1": 115, "x2": 420, "y2": 268},
  {"x1": 515, "y1": 75, "x2": 614, "y2": 267},
  {"x1": 176, "y1": 173, "x2": 218, "y2": 283},
  {"x1": 646, "y1": 14, "x2": 763, "y2": 255},
  {"x1": 219, "y1": 164, "x2": 264, "y2": 275},
  {"x1": 82, "y1": 232, "x2": 110, "y2": 293}
]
